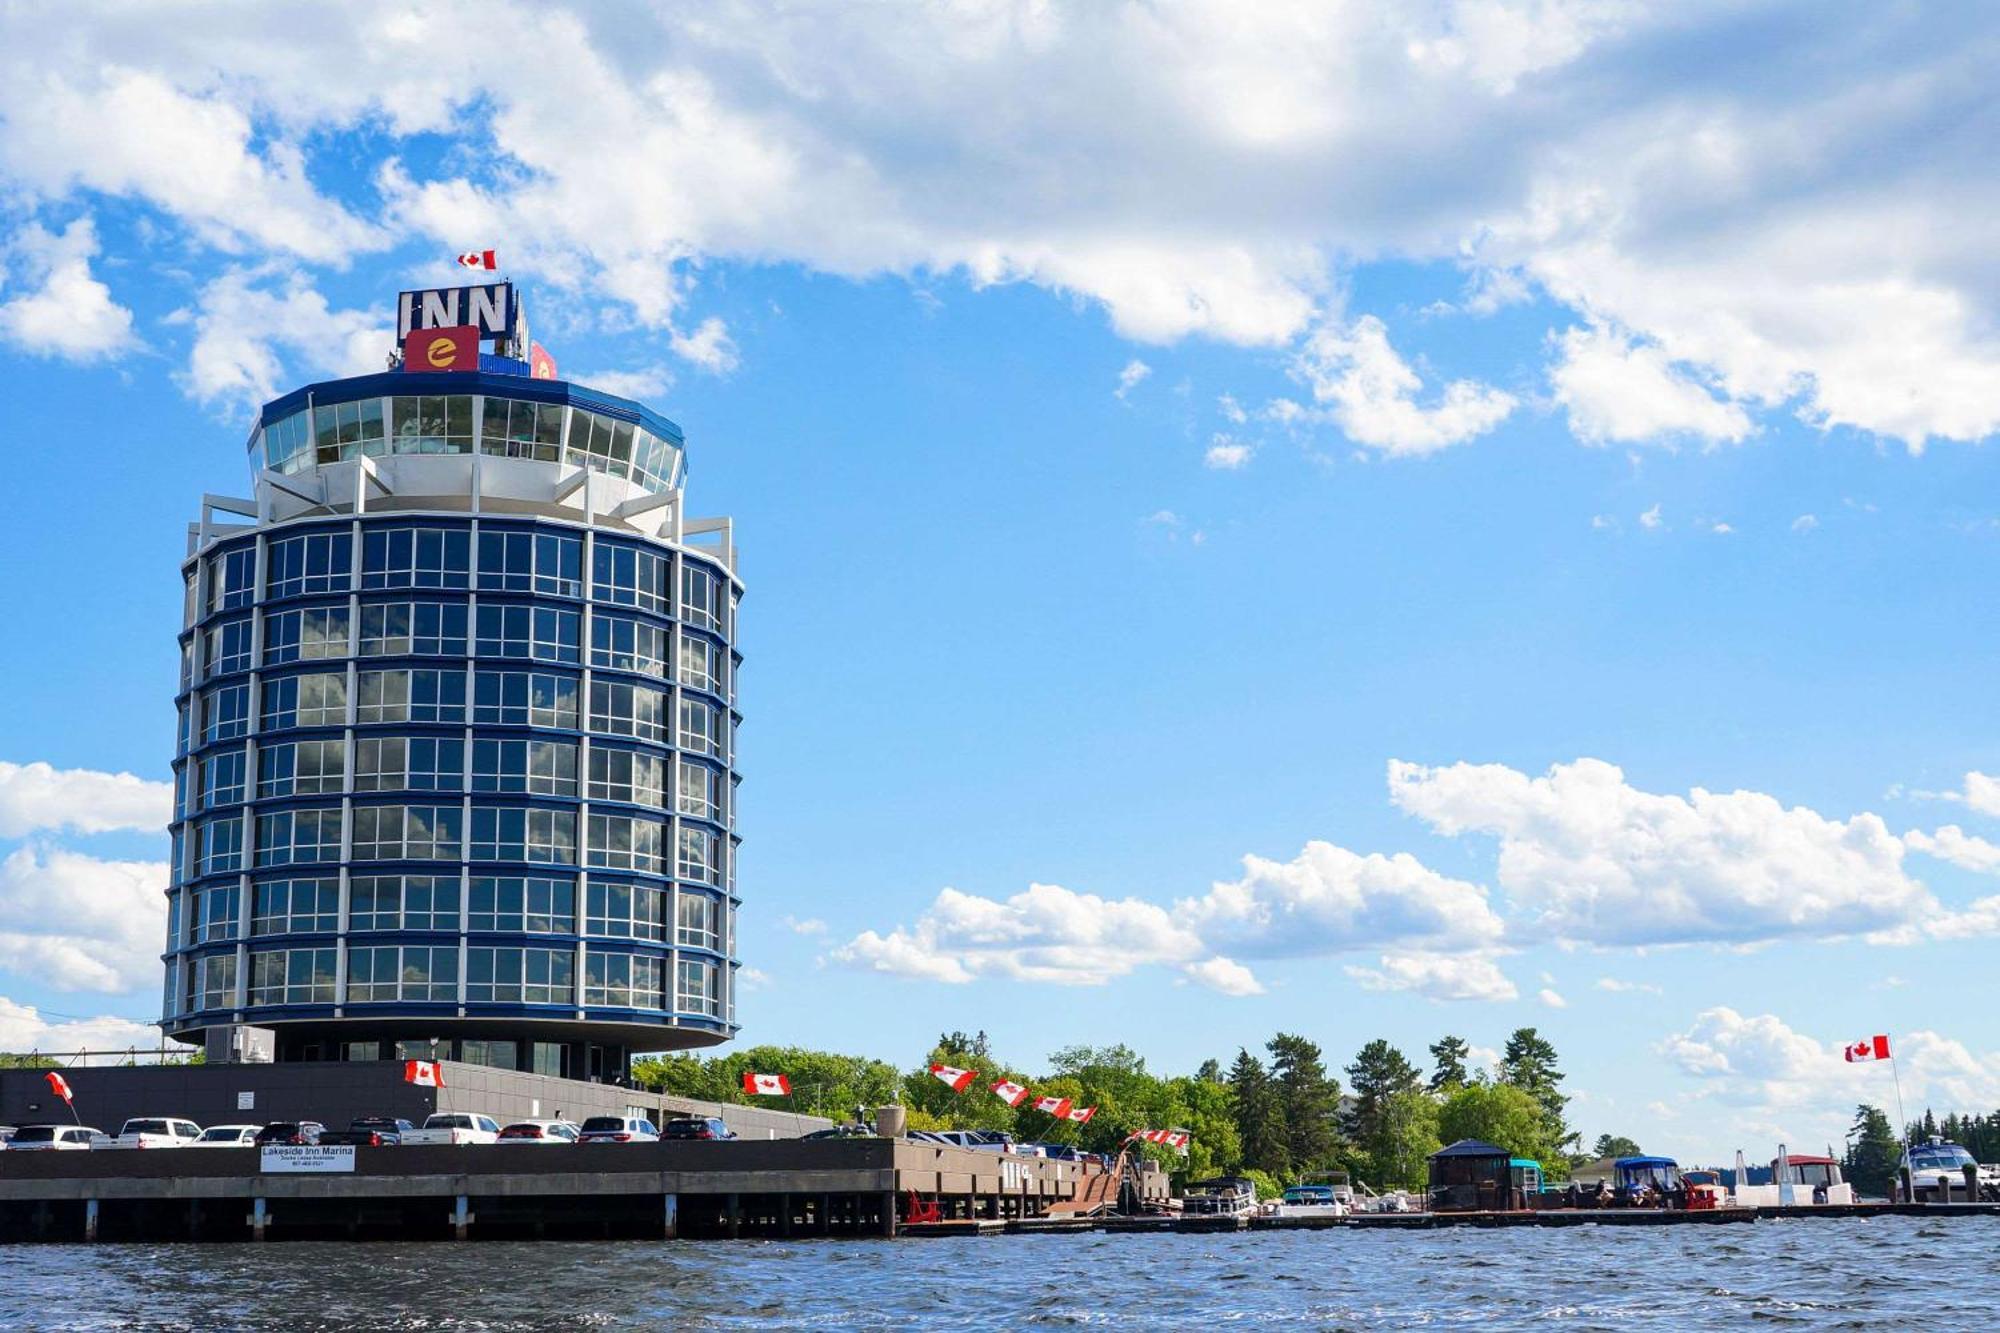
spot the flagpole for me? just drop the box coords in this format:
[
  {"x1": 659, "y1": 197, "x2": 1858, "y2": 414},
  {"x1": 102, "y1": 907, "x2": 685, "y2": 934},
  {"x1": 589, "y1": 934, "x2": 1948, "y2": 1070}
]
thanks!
[{"x1": 1887, "y1": 1037, "x2": 1912, "y2": 1169}]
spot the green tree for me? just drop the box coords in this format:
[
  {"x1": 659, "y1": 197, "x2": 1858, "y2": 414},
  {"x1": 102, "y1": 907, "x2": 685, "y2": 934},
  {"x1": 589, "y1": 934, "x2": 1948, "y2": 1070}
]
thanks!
[
  {"x1": 1499, "y1": 1027, "x2": 1573, "y2": 1168},
  {"x1": 1427, "y1": 1035, "x2": 1471, "y2": 1093},
  {"x1": 1195, "y1": 1057, "x2": 1224, "y2": 1084},
  {"x1": 1844, "y1": 1104, "x2": 1901, "y2": 1197},
  {"x1": 1591, "y1": 1133, "x2": 1643, "y2": 1160},
  {"x1": 1228, "y1": 1047, "x2": 1288, "y2": 1175},
  {"x1": 1267, "y1": 1032, "x2": 1341, "y2": 1172},
  {"x1": 1343, "y1": 1039, "x2": 1424, "y2": 1186},
  {"x1": 1374, "y1": 1088, "x2": 1443, "y2": 1190},
  {"x1": 1438, "y1": 1082, "x2": 1562, "y2": 1166}
]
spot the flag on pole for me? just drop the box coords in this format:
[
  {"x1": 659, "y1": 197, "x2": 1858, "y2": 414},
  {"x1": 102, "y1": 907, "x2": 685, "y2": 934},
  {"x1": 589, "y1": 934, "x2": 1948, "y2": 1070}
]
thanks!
[
  {"x1": 930, "y1": 1064, "x2": 977, "y2": 1093},
  {"x1": 742, "y1": 1072, "x2": 792, "y2": 1096},
  {"x1": 991, "y1": 1079, "x2": 1030, "y2": 1107},
  {"x1": 457, "y1": 250, "x2": 498, "y2": 270},
  {"x1": 1845, "y1": 1035, "x2": 1892, "y2": 1063},
  {"x1": 403, "y1": 1060, "x2": 445, "y2": 1088},
  {"x1": 1032, "y1": 1095, "x2": 1073, "y2": 1118},
  {"x1": 44, "y1": 1071, "x2": 72, "y2": 1103},
  {"x1": 1066, "y1": 1105, "x2": 1096, "y2": 1124}
]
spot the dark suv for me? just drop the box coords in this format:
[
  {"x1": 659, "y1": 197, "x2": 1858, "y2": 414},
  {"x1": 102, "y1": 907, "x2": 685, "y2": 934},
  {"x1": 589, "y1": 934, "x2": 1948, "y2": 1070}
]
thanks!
[
  {"x1": 253, "y1": 1121, "x2": 326, "y2": 1145},
  {"x1": 662, "y1": 1117, "x2": 736, "y2": 1141}
]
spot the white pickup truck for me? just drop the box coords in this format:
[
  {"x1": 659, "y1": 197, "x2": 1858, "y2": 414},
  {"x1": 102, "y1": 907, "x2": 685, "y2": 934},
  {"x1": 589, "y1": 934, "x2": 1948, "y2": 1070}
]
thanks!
[
  {"x1": 100, "y1": 1117, "x2": 204, "y2": 1149},
  {"x1": 399, "y1": 1112, "x2": 501, "y2": 1146}
]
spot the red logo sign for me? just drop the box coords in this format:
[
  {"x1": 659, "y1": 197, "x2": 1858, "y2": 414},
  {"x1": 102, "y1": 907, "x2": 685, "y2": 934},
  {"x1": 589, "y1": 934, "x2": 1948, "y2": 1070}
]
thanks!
[
  {"x1": 404, "y1": 324, "x2": 479, "y2": 372},
  {"x1": 529, "y1": 340, "x2": 558, "y2": 380}
]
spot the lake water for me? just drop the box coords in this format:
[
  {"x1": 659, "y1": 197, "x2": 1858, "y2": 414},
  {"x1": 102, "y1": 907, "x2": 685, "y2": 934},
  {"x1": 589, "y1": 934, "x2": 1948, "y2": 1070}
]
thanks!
[{"x1": 2, "y1": 1217, "x2": 1990, "y2": 1330}]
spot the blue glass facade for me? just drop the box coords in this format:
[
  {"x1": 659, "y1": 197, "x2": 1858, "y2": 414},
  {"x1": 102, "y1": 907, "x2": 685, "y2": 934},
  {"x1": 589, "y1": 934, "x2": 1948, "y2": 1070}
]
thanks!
[{"x1": 164, "y1": 377, "x2": 739, "y2": 1079}]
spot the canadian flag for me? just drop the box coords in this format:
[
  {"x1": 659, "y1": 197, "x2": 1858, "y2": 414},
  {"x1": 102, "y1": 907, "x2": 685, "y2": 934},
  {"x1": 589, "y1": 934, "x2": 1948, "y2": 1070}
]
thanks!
[
  {"x1": 457, "y1": 250, "x2": 497, "y2": 270},
  {"x1": 1066, "y1": 1105, "x2": 1096, "y2": 1124},
  {"x1": 930, "y1": 1064, "x2": 977, "y2": 1093},
  {"x1": 991, "y1": 1079, "x2": 1030, "y2": 1107},
  {"x1": 1033, "y1": 1095, "x2": 1073, "y2": 1118},
  {"x1": 742, "y1": 1072, "x2": 791, "y2": 1096},
  {"x1": 44, "y1": 1070, "x2": 73, "y2": 1103},
  {"x1": 1164, "y1": 1130, "x2": 1190, "y2": 1149},
  {"x1": 403, "y1": 1060, "x2": 445, "y2": 1088},
  {"x1": 1845, "y1": 1035, "x2": 1892, "y2": 1063}
]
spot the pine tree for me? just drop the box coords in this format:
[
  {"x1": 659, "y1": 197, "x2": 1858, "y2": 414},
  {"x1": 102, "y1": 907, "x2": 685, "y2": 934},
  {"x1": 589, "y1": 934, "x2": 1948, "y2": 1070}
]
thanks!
[
  {"x1": 1845, "y1": 1104, "x2": 1900, "y2": 1197},
  {"x1": 1228, "y1": 1048, "x2": 1289, "y2": 1174},
  {"x1": 1428, "y1": 1035, "x2": 1471, "y2": 1092},
  {"x1": 1267, "y1": 1032, "x2": 1341, "y2": 1171},
  {"x1": 1344, "y1": 1039, "x2": 1425, "y2": 1187},
  {"x1": 1499, "y1": 1027, "x2": 1572, "y2": 1154},
  {"x1": 1196, "y1": 1057, "x2": 1224, "y2": 1084}
]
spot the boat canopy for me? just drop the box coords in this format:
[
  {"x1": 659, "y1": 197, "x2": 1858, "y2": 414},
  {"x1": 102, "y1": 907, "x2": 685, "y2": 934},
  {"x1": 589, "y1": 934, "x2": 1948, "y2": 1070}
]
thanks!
[
  {"x1": 1613, "y1": 1155, "x2": 1678, "y2": 1168},
  {"x1": 1430, "y1": 1139, "x2": 1509, "y2": 1160}
]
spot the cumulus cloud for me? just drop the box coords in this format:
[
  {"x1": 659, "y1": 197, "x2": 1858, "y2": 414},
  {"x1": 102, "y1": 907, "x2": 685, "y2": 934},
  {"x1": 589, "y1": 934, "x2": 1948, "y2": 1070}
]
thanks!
[
  {"x1": 1790, "y1": 514, "x2": 1820, "y2": 534},
  {"x1": 174, "y1": 267, "x2": 391, "y2": 410},
  {"x1": 0, "y1": 846, "x2": 167, "y2": 993},
  {"x1": 669, "y1": 316, "x2": 739, "y2": 373},
  {"x1": 1203, "y1": 436, "x2": 1253, "y2": 470},
  {"x1": 1903, "y1": 825, "x2": 2000, "y2": 875},
  {"x1": 1537, "y1": 987, "x2": 1567, "y2": 1009},
  {"x1": 830, "y1": 836, "x2": 1500, "y2": 993},
  {"x1": 1388, "y1": 757, "x2": 1934, "y2": 947},
  {"x1": 0, "y1": 761, "x2": 171, "y2": 838},
  {"x1": 0, "y1": 996, "x2": 161, "y2": 1061},
  {"x1": 0, "y1": 217, "x2": 134, "y2": 361},
  {"x1": 1284, "y1": 315, "x2": 1516, "y2": 457},
  {"x1": 1115, "y1": 359, "x2": 1152, "y2": 401},
  {"x1": 1345, "y1": 952, "x2": 1519, "y2": 1003},
  {"x1": 576, "y1": 365, "x2": 675, "y2": 401},
  {"x1": 1638, "y1": 503, "x2": 1663, "y2": 530},
  {"x1": 1550, "y1": 322, "x2": 1752, "y2": 447},
  {"x1": 780, "y1": 914, "x2": 828, "y2": 937}
]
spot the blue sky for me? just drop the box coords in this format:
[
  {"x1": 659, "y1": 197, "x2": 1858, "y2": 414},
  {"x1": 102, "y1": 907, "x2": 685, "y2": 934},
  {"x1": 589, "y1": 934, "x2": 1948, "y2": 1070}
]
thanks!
[{"x1": 3, "y1": 2, "x2": 1999, "y2": 1162}]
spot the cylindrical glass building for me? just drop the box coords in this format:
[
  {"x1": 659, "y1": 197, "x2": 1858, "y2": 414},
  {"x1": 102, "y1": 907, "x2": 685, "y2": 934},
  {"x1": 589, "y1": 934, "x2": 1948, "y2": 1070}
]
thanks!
[{"x1": 162, "y1": 364, "x2": 740, "y2": 1081}]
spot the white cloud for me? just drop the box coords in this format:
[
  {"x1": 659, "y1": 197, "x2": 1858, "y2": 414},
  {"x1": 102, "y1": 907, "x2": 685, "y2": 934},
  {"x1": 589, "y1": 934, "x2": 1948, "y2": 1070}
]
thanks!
[
  {"x1": 0, "y1": 761, "x2": 171, "y2": 838},
  {"x1": 1638, "y1": 502, "x2": 1663, "y2": 530},
  {"x1": 1589, "y1": 514, "x2": 1616, "y2": 531},
  {"x1": 1216, "y1": 393, "x2": 1247, "y2": 423},
  {"x1": 1550, "y1": 322, "x2": 1752, "y2": 447},
  {"x1": 175, "y1": 267, "x2": 390, "y2": 411},
  {"x1": 1933, "y1": 771, "x2": 2000, "y2": 818},
  {"x1": 1115, "y1": 359, "x2": 1152, "y2": 400},
  {"x1": 780, "y1": 914, "x2": 828, "y2": 937},
  {"x1": 1595, "y1": 977, "x2": 1662, "y2": 995},
  {"x1": 1537, "y1": 987, "x2": 1567, "y2": 1009},
  {"x1": 577, "y1": 366, "x2": 675, "y2": 401},
  {"x1": 0, "y1": 846, "x2": 167, "y2": 993},
  {"x1": 0, "y1": 217, "x2": 134, "y2": 361},
  {"x1": 1790, "y1": 514, "x2": 1819, "y2": 534},
  {"x1": 831, "y1": 835, "x2": 1500, "y2": 991},
  {"x1": 1709, "y1": 521, "x2": 1734, "y2": 535},
  {"x1": 0, "y1": 996, "x2": 161, "y2": 1061},
  {"x1": 1288, "y1": 315, "x2": 1516, "y2": 457},
  {"x1": 1203, "y1": 436, "x2": 1253, "y2": 470},
  {"x1": 669, "y1": 316, "x2": 738, "y2": 373},
  {"x1": 1389, "y1": 757, "x2": 1934, "y2": 947},
  {"x1": 1181, "y1": 956, "x2": 1265, "y2": 997},
  {"x1": 1903, "y1": 825, "x2": 2000, "y2": 875},
  {"x1": 1346, "y1": 952, "x2": 1518, "y2": 1003}
]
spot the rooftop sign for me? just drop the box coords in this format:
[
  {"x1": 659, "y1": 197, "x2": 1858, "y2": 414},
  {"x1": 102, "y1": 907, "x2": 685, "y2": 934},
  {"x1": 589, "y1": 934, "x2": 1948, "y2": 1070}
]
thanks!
[{"x1": 397, "y1": 282, "x2": 523, "y2": 348}]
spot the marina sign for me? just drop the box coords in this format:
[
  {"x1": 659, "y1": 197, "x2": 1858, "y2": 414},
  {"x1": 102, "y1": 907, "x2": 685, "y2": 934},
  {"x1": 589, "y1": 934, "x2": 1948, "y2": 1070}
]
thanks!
[{"x1": 260, "y1": 1145, "x2": 356, "y2": 1174}]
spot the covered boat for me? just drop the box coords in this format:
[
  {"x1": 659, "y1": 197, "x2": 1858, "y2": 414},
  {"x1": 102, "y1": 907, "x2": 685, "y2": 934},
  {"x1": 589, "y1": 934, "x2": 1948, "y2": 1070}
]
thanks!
[
  {"x1": 1614, "y1": 1155, "x2": 1681, "y2": 1205},
  {"x1": 1182, "y1": 1176, "x2": 1259, "y2": 1217}
]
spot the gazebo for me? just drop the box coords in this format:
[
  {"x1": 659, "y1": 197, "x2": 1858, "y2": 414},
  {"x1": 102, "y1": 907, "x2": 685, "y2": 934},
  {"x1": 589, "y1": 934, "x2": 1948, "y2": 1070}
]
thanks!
[{"x1": 1427, "y1": 1139, "x2": 1514, "y2": 1212}]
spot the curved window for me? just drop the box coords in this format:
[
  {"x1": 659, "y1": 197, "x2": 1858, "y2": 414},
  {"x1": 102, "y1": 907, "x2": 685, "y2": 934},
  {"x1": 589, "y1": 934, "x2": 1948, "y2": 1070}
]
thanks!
[
  {"x1": 585, "y1": 880, "x2": 666, "y2": 941},
  {"x1": 678, "y1": 825, "x2": 722, "y2": 887},
  {"x1": 251, "y1": 878, "x2": 340, "y2": 934},
  {"x1": 471, "y1": 738, "x2": 577, "y2": 797},
  {"x1": 206, "y1": 617, "x2": 254, "y2": 676},
  {"x1": 362, "y1": 526, "x2": 470, "y2": 590},
  {"x1": 354, "y1": 736, "x2": 463, "y2": 793},
  {"x1": 352, "y1": 805, "x2": 463, "y2": 861},
  {"x1": 195, "y1": 954, "x2": 238, "y2": 1010},
  {"x1": 253, "y1": 809, "x2": 342, "y2": 868},
  {"x1": 676, "y1": 957, "x2": 721, "y2": 1018},
  {"x1": 200, "y1": 748, "x2": 248, "y2": 809},
  {"x1": 589, "y1": 680, "x2": 666, "y2": 742},
  {"x1": 264, "y1": 606, "x2": 349, "y2": 665},
  {"x1": 193, "y1": 884, "x2": 240, "y2": 944},
  {"x1": 584, "y1": 952, "x2": 664, "y2": 1008},
  {"x1": 472, "y1": 670, "x2": 577, "y2": 728},
  {"x1": 197, "y1": 815, "x2": 243, "y2": 875},
  {"x1": 207, "y1": 547, "x2": 256, "y2": 614},
  {"x1": 359, "y1": 602, "x2": 466, "y2": 657},
  {"x1": 677, "y1": 892, "x2": 722, "y2": 951},
  {"x1": 467, "y1": 947, "x2": 574, "y2": 1004},
  {"x1": 678, "y1": 697, "x2": 720, "y2": 756},
  {"x1": 589, "y1": 748, "x2": 666, "y2": 808},
  {"x1": 356, "y1": 668, "x2": 466, "y2": 725},
  {"x1": 312, "y1": 397, "x2": 387, "y2": 464},
  {"x1": 591, "y1": 543, "x2": 670, "y2": 615},
  {"x1": 478, "y1": 529, "x2": 581, "y2": 597},
  {"x1": 349, "y1": 874, "x2": 460, "y2": 932},
  {"x1": 475, "y1": 604, "x2": 579, "y2": 662},
  {"x1": 585, "y1": 813, "x2": 663, "y2": 873},
  {"x1": 678, "y1": 633, "x2": 723, "y2": 695},
  {"x1": 676, "y1": 759, "x2": 722, "y2": 821},
  {"x1": 264, "y1": 411, "x2": 312, "y2": 473},
  {"x1": 262, "y1": 672, "x2": 347, "y2": 730},
  {"x1": 479, "y1": 398, "x2": 564, "y2": 461},
  {"x1": 468, "y1": 808, "x2": 576, "y2": 865},
  {"x1": 469, "y1": 875, "x2": 574, "y2": 933},
  {"x1": 202, "y1": 683, "x2": 250, "y2": 743},
  {"x1": 267, "y1": 531, "x2": 352, "y2": 599},
  {"x1": 681, "y1": 564, "x2": 721, "y2": 631},
  {"x1": 248, "y1": 947, "x2": 337, "y2": 1006},
  {"x1": 390, "y1": 395, "x2": 473, "y2": 455},
  {"x1": 590, "y1": 613, "x2": 669, "y2": 677}
]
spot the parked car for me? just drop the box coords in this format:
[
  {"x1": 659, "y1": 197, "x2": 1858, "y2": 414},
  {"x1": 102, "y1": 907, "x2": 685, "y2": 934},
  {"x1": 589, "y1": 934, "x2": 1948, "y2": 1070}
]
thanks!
[
  {"x1": 0, "y1": 1126, "x2": 16, "y2": 1144},
  {"x1": 253, "y1": 1121, "x2": 326, "y2": 1146},
  {"x1": 801, "y1": 1123, "x2": 875, "y2": 1140},
  {"x1": 102, "y1": 1117, "x2": 203, "y2": 1149},
  {"x1": 8, "y1": 1125, "x2": 110, "y2": 1151},
  {"x1": 400, "y1": 1113, "x2": 502, "y2": 1146},
  {"x1": 579, "y1": 1115, "x2": 663, "y2": 1143},
  {"x1": 660, "y1": 1117, "x2": 733, "y2": 1142},
  {"x1": 496, "y1": 1119, "x2": 581, "y2": 1144},
  {"x1": 190, "y1": 1124, "x2": 259, "y2": 1147},
  {"x1": 320, "y1": 1117, "x2": 417, "y2": 1147}
]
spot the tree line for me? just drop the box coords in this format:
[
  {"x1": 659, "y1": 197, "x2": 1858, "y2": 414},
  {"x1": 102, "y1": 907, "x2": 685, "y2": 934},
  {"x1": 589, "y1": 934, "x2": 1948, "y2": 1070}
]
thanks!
[{"x1": 633, "y1": 1025, "x2": 1593, "y2": 1193}]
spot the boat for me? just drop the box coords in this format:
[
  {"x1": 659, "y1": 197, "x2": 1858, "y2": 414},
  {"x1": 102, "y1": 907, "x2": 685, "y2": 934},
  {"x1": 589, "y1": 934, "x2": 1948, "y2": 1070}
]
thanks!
[
  {"x1": 1900, "y1": 1138, "x2": 2000, "y2": 1202},
  {"x1": 1612, "y1": 1155, "x2": 1681, "y2": 1205},
  {"x1": 1727, "y1": 1154, "x2": 1855, "y2": 1207},
  {"x1": 1182, "y1": 1176, "x2": 1259, "y2": 1217},
  {"x1": 1272, "y1": 1182, "x2": 1349, "y2": 1217}
]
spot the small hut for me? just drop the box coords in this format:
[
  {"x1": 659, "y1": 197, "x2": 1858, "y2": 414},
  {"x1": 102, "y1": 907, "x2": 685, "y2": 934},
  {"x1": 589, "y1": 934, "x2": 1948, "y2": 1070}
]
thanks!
[{"x1": 1427, "y1": 1139, "x2": 1513, "y2": 1212}]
